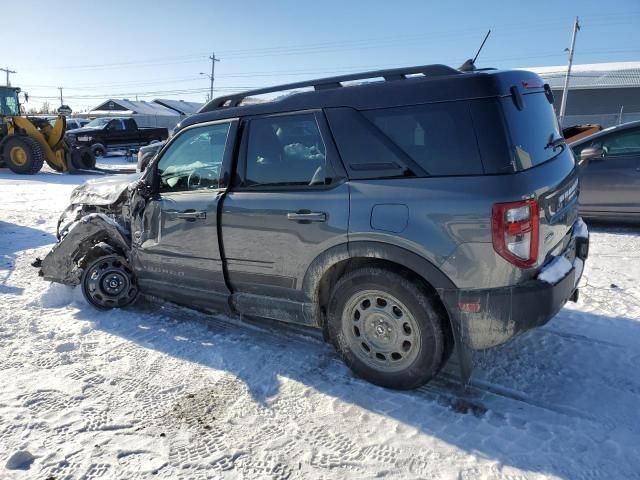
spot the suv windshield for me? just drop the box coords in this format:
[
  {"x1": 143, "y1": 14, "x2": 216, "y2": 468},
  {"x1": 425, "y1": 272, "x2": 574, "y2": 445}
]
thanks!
[
  {"x1": 86, "y1": 118, "x2": 112, "y2": 128},
  {"x1": 501, "y1": 92, "x2": 565, "y2": 170}
]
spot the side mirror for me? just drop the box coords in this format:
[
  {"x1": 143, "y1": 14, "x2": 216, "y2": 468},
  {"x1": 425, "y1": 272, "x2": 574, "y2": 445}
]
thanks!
[{"x1": 579, "y1": 146, "x2": 605, "y2": 163}]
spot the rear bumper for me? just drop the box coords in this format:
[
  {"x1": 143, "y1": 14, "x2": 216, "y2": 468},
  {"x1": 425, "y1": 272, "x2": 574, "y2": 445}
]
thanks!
[{"x1": 441, "y1": 220, "x2": 589, "y2": 350}]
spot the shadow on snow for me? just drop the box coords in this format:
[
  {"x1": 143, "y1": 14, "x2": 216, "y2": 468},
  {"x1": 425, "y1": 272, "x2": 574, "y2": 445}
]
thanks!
[
  {"x1": 0, "y1": 220, "x2": 55, "y2": 295},
  {"x1": 77, "y1": 296, "x2": 640, "y2": 479}
]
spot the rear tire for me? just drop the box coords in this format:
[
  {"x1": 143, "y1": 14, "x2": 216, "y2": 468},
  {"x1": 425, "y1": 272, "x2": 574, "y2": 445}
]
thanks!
[
  {"x1": 3, "y1": 136, "x2": 45, "y2": 174},
  {"x1": 327, "y1": 267, "x2": 446, "y2": 390},
  {"x1": 81, "y1": 255, "x2": 138, "y2": 310}
]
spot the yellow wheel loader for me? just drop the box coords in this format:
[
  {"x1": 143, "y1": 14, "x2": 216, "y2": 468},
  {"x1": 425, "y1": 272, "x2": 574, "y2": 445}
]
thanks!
[{"x1": 0, "y1": 86, "x2": 95, "y2": 174}]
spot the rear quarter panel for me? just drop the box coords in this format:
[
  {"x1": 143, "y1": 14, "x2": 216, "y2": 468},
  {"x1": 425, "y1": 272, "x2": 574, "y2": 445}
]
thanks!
[{"x1": 349, "y1": 150, "x2": 577, "y2": 289}]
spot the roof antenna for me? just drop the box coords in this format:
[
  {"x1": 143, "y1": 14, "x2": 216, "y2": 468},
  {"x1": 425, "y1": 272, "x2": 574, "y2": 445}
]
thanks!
[{"x1": 459, "y1": 29, "x2": 491, "y2": 72}]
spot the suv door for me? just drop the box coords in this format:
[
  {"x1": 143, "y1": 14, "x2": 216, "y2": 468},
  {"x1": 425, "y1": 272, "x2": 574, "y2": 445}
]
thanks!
[
  {"x1": 222, "y1": 111, "x2": 349, "y2": 320},
  {"x1": 579, "y1": 127, "x2": 640, "y2": 216},
  {"x1": 131, "y1": 120, "x2": 237, "y2": 310}
]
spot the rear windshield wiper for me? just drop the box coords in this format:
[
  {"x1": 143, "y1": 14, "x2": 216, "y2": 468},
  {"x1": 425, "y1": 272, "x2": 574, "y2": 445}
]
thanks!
[{"x1": 545, "y1": 135, "x2": 566, "y2": 151}]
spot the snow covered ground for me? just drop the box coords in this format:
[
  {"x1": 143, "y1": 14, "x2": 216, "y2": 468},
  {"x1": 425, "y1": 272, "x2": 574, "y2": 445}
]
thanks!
[{"x1": 1, "y1": 162, "x2": 640, "y2": 479}]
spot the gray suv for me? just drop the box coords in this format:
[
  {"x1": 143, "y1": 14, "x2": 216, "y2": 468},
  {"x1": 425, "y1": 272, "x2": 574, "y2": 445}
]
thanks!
[{"x1": 40, "y1": 64, "x2": 589, "y2": 389}]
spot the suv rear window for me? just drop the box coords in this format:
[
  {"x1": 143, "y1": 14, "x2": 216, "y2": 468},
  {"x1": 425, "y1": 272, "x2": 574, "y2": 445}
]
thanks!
[
  {"x1": 363, "y1": 102, "x2": 483, "y2": 176},
  {"x1": 501, "y1": 92, "x2": 564, "y2": 170}
]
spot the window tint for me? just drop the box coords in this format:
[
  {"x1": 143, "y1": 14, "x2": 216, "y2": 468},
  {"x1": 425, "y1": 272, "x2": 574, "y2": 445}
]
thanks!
[
  {"x1": 245, "y1": 114, "x2": 328, "y2": 187},
  {"x1": 124, "y1": 118, "x2": 137, "y2": 130},
  {"x1": 469, "y1": 99, "x2": 513, "y2": 174},
  {"x1": 600, "y1": 129, "x2": 640, "y2": 156},
  {"x1": 108, "y1": 120, "x2": 124, "y2": 131},
  {"x1": 500, "y1": 92, "x2": 564, "y2": 170},
  {"x1": 158, "y1": 122, "x2": 230, "y2": 193},
  {"x1": 325, "y1": 107, "x2": 411, "y2": 179},
  {"x1": 363, "y1": 102, "x2": 483, "y2": 176}
]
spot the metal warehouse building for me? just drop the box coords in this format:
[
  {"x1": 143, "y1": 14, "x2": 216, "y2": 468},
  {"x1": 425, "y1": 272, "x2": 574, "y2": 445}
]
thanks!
[
  {"x1": 529, "y1": 62, "x2": 640, "y2": 128},
  {"x1": 88, "y1": 98, "x2": 203, "y2": 129}
]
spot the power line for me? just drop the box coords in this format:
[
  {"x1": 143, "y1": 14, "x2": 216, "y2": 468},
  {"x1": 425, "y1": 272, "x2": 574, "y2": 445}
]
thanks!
[
  {"x1": 19, "y1": 46, "x2": 639, "y2": 99},
  {"x1": 1, "y1": 66, "x2": 16, "y2": 86},
  {"x1": 19, "y1": 13, "x2": 640, "y2": 72}
]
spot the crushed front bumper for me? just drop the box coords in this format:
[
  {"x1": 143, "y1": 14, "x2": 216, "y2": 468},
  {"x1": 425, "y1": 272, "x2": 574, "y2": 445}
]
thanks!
[{"x1": 441, "y1": 219, "x2": 589, "y2": 351}]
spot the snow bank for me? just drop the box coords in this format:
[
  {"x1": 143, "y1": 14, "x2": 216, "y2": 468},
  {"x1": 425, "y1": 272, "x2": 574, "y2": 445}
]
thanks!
[{"x1": 27, "y1": 282, "x2": 78, "y2": 308}]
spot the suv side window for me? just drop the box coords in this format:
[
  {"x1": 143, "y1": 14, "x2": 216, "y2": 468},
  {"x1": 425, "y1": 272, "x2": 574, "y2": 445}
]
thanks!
[
  {"x1": 157, "y1": 122, "x2": 230, "y2": 193},
  {"x1": 244, "y1": 114, "x2": 328, "y2": 187},
  {"x1": 363, "y1": 102, "x2": 483, "y2": 176},
  {"x1": 600, "y1": 128, "x2": 640, "y2": 156}
]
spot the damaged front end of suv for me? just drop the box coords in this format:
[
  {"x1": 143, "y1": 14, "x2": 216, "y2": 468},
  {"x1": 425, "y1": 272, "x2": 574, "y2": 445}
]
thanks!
[{"x1": 39, "y1": 174, "x2": 146, "y2": 290}]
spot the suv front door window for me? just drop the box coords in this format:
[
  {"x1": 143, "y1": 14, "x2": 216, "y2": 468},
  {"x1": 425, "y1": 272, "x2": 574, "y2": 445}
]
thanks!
[{"x1": 158, "y1": 123, "x2": 230, "y2": 192}]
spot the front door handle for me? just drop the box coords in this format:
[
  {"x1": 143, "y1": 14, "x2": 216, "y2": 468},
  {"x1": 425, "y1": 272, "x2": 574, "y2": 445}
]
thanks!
[{"x1": 287, "y1": 211, "x2": 326, "y2": 223}]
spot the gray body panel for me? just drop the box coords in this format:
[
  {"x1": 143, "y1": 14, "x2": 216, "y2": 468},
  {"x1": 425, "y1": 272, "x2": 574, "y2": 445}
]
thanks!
[
  {"x1": 349, "y1": 148, "x2": 577, "y2": 289},
  {"x1": 131, "y1": 190, "x2": 229, "y2": 311},
  {"x1": 221, "y1": 184, "x2": 350, "y2": 302}
]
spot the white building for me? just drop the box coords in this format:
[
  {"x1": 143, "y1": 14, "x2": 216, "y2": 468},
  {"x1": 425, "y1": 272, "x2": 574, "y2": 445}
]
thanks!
[
  {"x1": 526, "y1": 62, "x2": 640, "y2": 127},
  {"x1": 88, "y1": 98, "x2": 203, "y2": 129}
]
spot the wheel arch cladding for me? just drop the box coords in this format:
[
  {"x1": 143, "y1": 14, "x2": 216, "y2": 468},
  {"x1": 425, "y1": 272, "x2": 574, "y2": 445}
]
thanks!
[
  {"x1": 40, "y1": 214, "x2": 130, "y2": 285},
  {"x1": 302, "y1": 241, "x2": 457, "y2": 328}
]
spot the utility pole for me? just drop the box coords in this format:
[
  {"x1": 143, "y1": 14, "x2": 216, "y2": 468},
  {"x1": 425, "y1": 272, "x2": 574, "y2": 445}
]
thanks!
[
  {"x1": 558, "y1": 16, "x2": 580, "y2": 127},
  {"x1": 58, "y1": 87, "x2": 64, "y2": 106},
  {"x1": 1, "y1": 67, "x2": 16, "y2": 86},
  {"x1": 204, "y1": 52, "x2": 220, "y2": 101}
]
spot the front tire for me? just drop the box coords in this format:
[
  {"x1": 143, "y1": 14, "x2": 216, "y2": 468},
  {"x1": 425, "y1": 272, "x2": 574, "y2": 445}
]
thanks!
[
  {"x1": 81, "y1": 255, "x2": 138, "y2": 309},
  {"x1": 327, "y1": 267, "x2": 446, "y2": 390},
  {"x1": 3, "y1": 136, "x2": 45, "y2": 174},
  {"x1": 91, "y1": 144, "x2": 106, "y2": 158}
]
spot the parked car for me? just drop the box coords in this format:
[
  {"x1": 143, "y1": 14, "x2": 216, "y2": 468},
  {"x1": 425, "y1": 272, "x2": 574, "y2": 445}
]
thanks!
[
  {"x1": 65, "y1": 117, "x2": 168, "y2": 157},
  {"x1": 64, "y1": 118, "x2": 91, "y2": 131},
  {"x1": 563, "y1": 123, "x2": 602, "y2": 143},
  {"x1": 137, "y1": 140, "x2": 166, "y2": 172},
  {"x1": 571, "y1": 120, "x2": 640, "y2": 222},
  {"x1": 40, "y1": 64, "x2": 588, "y2": 390}
]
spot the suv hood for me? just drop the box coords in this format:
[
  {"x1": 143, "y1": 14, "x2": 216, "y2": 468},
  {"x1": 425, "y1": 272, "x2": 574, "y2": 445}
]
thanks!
[{"x1": 70, "y1": 173, "x2": 142, "y2": 206}]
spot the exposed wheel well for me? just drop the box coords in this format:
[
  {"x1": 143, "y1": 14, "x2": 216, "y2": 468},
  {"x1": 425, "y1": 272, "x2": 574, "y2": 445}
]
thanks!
[{"x1": 316, "y1": 257, "x2": 454, "y2": 357}]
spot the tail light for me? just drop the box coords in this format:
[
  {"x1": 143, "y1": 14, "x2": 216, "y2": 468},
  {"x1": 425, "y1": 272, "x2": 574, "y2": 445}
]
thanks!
[{"x1": 492, "y1": 199, "x2": 540, "y2": 268}]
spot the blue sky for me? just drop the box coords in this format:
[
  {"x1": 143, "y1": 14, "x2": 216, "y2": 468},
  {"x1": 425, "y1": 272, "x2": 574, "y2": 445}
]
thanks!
[{"x1": 3, "y1": 0, "x2": 639, "y2": 111}]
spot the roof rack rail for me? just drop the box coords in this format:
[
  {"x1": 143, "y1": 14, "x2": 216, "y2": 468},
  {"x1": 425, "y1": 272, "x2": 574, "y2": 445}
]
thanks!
[{"x1": 200, "y1": 64, "x2": 461, "y2": 112}]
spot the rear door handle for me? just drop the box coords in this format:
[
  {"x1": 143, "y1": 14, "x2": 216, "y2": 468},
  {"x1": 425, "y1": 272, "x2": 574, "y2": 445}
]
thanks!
[
  {"x1": 287, "y1": 211, "x2": 326, "y2": 222},
  {"x1": 166, "y1": 210, "x2": 207, "y2": 221},
  {"x1": 177, "y1": 210, "x2": 206, "y2": 220}
]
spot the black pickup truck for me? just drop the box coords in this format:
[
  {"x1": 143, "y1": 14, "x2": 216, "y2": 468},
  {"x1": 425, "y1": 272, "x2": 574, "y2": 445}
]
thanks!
[{"x1": 65, "y1": 117, "x2": 168, "y2": 157}]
